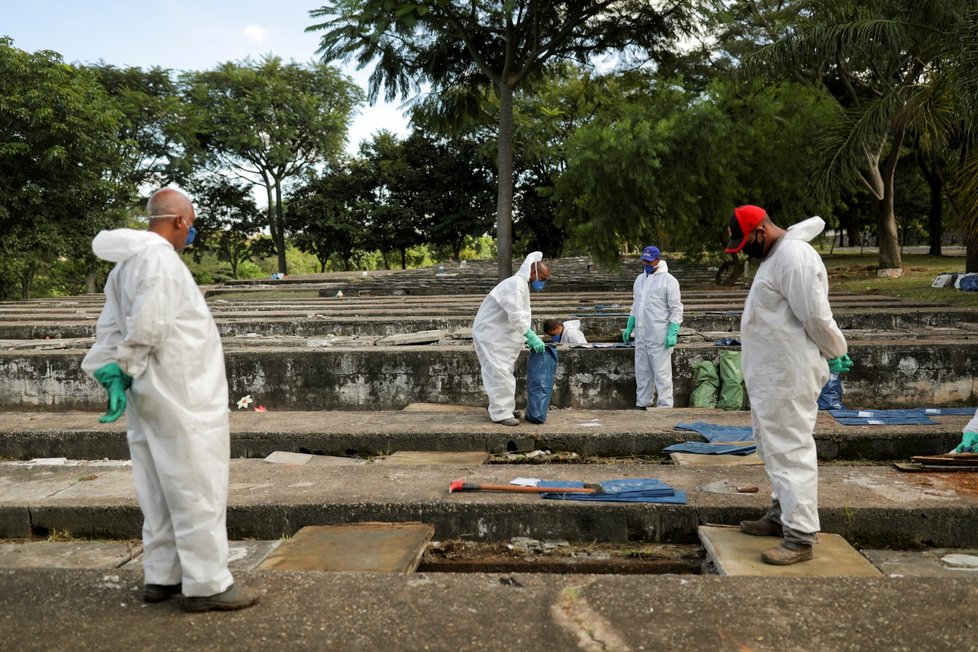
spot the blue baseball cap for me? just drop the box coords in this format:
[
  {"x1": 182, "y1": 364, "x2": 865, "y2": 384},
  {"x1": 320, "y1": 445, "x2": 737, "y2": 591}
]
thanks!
[{"x1": 640, "y1": 246, "x2": 660, "y2": 262}]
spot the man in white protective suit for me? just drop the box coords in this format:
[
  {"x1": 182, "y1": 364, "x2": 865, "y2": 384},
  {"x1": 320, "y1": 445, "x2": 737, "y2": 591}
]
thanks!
[
  {"x1": 472, "y1": 252, "x2": 550, "y2": 426},
  {"x1": 82, "y1": 188, "x2": 259, "y2": 612},
  {"x1": 725, "y1": 204, "x2": 851, "y2": 565},
  {"x1": 622, "y1": 246, "x2": 684, "y2": 408}
]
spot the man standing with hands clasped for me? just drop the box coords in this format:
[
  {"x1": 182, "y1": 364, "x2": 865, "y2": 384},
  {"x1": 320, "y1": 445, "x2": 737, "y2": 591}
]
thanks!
[
  {"x1": 725, "y1": 204, "x2": 852, "y2": 565},
  {"x1": 622, "y1": 245, "x2": 683, "y2": 409},
  {"x1": 82, "y1": 188, "x2": 259, "y2": 612}
]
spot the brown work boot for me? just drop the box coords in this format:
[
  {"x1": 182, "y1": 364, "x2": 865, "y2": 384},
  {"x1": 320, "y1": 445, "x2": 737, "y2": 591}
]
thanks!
[
  {"x1": 493, "y1": 417, "x2": 520, "y2": 426},
  {"x1": 762, "y1": 542, "x2": 813, "y2": 566},
  {"x1": 183, "y1": 583, "x2": 260, "y2": 613},
  {"x1": 143, "y1": 583, "x2": 181, "y2": 603},
  {"x1": 739, "y1": 517, "x2": 783, "y2": 537}
]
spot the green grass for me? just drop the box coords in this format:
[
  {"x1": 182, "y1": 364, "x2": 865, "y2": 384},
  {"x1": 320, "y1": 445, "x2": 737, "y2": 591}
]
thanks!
[{"x1": 822, "y1": 253, "x2": 978, "y2": 307}]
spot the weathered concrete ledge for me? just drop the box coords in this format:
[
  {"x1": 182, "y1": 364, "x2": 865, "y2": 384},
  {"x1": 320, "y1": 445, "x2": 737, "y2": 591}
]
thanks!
[
  {"x1": 3, "y1": 307, "x2": 975, "y2": 340},
  {"x1": 0, "y1": 409, "x2": 969, "y2": 461},
  {"x1": 1, "y1": 568, "x2": 976, "y2": 652},
  {"x1": 1, "y1": 462, "x2": 975, "y2": 548},
  {"x1": 1, "y1": 340, "x2": 976, "y2": 411}
]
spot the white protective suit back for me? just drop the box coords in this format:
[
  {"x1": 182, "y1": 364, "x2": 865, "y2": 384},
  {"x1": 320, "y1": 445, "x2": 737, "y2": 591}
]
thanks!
[
  {"x1": 741, "y1": 216, "x2": 847, "y2": 539},
  {"x1": 561, "y1": 320, "x2": 588, "y2": 345},
  {"x1": 472, "y1": 252, "x2": 542, "y2": 421},
  {"x1": 82, "y1": 228, "x2": 233, "y2": 597}
]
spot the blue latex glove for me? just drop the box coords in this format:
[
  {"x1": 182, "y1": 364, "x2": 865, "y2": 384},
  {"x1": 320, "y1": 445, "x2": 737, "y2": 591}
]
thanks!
[
  {"x1": 93, "y1": 362, "x2": 132, "y2": 423},
  {"x1": 955, "y1": 431, "x2": 978, "y2": 454},
  {"x1": 524, "y1": 329, "x2": 545, "y2": 353},
  {"x1": 664, "y1": 322, "x2": 681, "y2": 348},
  {"x1": 622, "y1": 316, "x2": 636, "y2": 343},
  {"x1": 827, "y1": 354, "x2": 853, "y2": 374}
]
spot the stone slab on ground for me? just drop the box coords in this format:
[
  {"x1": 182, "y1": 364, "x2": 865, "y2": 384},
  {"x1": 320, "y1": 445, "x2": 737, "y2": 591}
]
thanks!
[
  {"x1": 862, "y1": 548, "x2": 978, "y2": 577},
  {"x1": 1, "y1": 568, "x2": 977, "y2": 651},
  {"x1": 401, "y1": 403, "x2": 482, "y2": 412},
  {"x1": 257, "y1": 523, "x2": 434, "y2": 572},
  {"x1": 699, "y1": 525, "x2": 882, "y2": 577},
  {"x1": 670, "y1": 452, "x2": 763, "y2": 466},
  {"x1": 124, "y1": 539, "x2": 280, "y2": 572},
  {"x1": 376, "y1": 451, "x2": 490, "y2": 465},
  {"x1": 0, "y1": 541, "x2": 140, "y2": 569}
]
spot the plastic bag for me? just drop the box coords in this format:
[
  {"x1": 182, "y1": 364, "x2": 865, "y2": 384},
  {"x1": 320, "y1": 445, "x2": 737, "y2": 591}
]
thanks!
[
  {"x1": 717, "y1": 350, "x2": 745, "y2": 411},
  {"x1": 956, "y1": 273, "x2": 978, "y2": 292},
  {"x1": 525, "y1": 346, "x2": 558, "y2": 424},
  {"x1": 817, "y1": 373, "x2": 845, "y2": 410},
  {"x1": 689, "y1": 358, "x2": 720, "y2": 408}
]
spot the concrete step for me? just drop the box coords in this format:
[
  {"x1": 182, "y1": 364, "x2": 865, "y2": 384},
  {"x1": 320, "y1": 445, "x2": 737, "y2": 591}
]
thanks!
[
  {"x1": 0, "y1": 409, "x2": 969, "y2": 461},
  {"x1": 2, "y1": 339, "x2": 977, "y2": 411},
  {"x1": 0, "y1": 567, "x2": 973, "y2": 651},
  {"x1": 2, "y1": 460, "x2": 976, "y2": 548}
]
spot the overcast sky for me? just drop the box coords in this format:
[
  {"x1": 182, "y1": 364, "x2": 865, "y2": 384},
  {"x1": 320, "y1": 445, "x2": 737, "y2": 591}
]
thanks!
[{"x1": 2, "y1": 0, "x2": 410, "y2": 153}]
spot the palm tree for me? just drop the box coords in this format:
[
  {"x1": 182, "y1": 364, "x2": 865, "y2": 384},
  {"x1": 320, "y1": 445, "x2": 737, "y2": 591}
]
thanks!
[{"x1": 745, "y1": 0, "x2": 975, "y2": 273}]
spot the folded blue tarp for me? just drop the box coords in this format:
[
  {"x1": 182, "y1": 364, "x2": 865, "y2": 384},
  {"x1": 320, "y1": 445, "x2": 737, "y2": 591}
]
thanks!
[
  {"x1": 674, "y1": 422, "x2": 753, "y2": 442},
  {"x1": 828, "y1": 409, "x2": 937, "y2": 425},
  {"x1": 540, "y1": 479, "x2": 687, "y2": 504},
  {"x1": 662, "y1": 442, "x2": 756, "y2": 455},
  {"x1": 919, "y1": 407, "x2": 977, "y2": 416}
]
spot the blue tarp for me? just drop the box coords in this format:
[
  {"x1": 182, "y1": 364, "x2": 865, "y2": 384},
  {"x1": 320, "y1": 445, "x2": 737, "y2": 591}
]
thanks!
[
  {"x1": 919, "y1": 407, "x2": 977, "y2": 416},
  {"x1": 828, "y1": 409, "x2": 938, "y2": 426},
  {"x1": 540, "y1": 479, "x2": 687, "y2": 504},
  {"x1": 674, "y1": 422, "x2": 753, "y2": 442},
  {"x1": 662, "y1": 442, "x2": 757, "y2": 455}
]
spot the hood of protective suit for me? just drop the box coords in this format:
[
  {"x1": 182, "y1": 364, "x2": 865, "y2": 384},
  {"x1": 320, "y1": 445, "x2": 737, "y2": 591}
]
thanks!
[
  {"x1": 92, "y1": 228, "x2": 172, "y2": 263},
  {"x1": 784, "y1": 216, "x2": 825, "y2": 243},
  {"x1": 651, "y1": 260, "x2": 669, "y2": 275},
  {"x1": 516, "y1": 251, "x2": 544, "y2": 281}
]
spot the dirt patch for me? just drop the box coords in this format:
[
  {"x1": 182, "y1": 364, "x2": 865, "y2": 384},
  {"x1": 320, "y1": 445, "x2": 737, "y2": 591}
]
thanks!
[{"x1": 906, "y1": 472, "x2": 978, "y2": 496}]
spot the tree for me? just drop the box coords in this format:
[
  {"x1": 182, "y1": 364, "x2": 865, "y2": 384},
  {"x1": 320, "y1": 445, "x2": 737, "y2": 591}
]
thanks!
[
  {"x1": 307, "y1": 0, "x2": 691, "y2": 279},
  {"x1": 184, "y1": 56, "x2": 363, "y2": 274},
  {"x1": 0, "y1": 38, "x2": 126, "y2": 299},
  {"x1": 744, "y1": 0, "x2": 974, "y2": 273},
  {"x1": 185, "y1": 175, "x2": 264, "y2": 279},
  {"x1": 287, "y1": 163, "x2": 364, "y2": 272},
  {"x1": 402, "y1": 131, "x2": 496, "y2": 261}
]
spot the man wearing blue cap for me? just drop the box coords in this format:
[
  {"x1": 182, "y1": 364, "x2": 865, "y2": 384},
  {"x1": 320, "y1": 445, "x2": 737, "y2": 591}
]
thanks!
[{"x1": 622, "y1": 246, "x2": 684, "y2": 408}]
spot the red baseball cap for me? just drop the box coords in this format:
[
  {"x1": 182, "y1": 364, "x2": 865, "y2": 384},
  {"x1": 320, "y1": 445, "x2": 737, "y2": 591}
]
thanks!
[{"x1": 724, "y1": 205, "x2": 767, "y2": 253}]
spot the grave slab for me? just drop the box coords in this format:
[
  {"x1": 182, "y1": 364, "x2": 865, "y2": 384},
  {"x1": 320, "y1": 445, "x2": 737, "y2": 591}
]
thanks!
[
  {"x1": 699, "y1": 525, "x2": 882, "y2": 577},
  {"x1": 257, "y1": 522, "x2": 434, "y2": 572},
  {"x1": 376, "y1": 451, "x2": 490, "y2": 465},
  {"x1": 0, "y1": 541, "x2": 140, "y2": 569},
  {"x1": 862, "y1": 549, "x2": 978, "y2": 577},
  {"x1": 670, "y1": 452, "x2": 763, "y2": 466}
]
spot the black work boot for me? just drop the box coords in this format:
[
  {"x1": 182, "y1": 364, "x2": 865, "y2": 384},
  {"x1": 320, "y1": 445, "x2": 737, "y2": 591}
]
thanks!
[
  {"x1": 184, "y1": 584, "x2": 260, "y2": 613},
  {"x1": 762, "y1": 541, "x2": 814, "y2": 565},
  {"x1": 143, "y1": 583, "x2": 182, "y2": 603},
  {"x1": 739, "y1": 517, "x2": 783, "y2": 537}
]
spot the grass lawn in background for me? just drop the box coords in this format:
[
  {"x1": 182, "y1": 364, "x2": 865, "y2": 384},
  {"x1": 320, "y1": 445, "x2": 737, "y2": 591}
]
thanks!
[{"x1": 821, "y1": 253, "x2": 978, "y2": 307}]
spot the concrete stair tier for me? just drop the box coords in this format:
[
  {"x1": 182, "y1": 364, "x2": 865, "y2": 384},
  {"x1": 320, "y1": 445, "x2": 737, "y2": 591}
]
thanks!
[
  {"x1": 0, "y1": 568, "x2": 975, "y2": 651},
  {"x1": 2, "y1": 337, "x2": 977, "y2": 411},
  {"x1": 3, "y1": 460, "x2": 976, "y2": 549},
  {"x1": 0, "y1": 409, "x2": 970, "y2": 461}
]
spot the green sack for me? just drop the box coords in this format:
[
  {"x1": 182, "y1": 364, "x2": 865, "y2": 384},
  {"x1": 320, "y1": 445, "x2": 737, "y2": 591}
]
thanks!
[
  {"x1": 689, "y1": 358, "x2": 720, "y2": 408},
  {"x1": 717, "y1": 350, "x2": 745, "y2": 411}
]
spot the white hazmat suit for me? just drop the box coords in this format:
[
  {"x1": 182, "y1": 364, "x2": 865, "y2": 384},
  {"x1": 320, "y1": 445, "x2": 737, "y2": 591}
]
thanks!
[
  {"x1": 82, "y1": 229, "x2": 234, "y2": 597},
  {"x1": 560, "y1": 320, "x2": 588, "y2": 345},
  {"x1": 741, "y1": 216, "x2": 847, "y2": 544},
  {"x1": 473, "y1": 252, "x2": 542, "y2": 422},
  {"x1": 629, "y1": 260, "x2": 683, "y2": 408}
]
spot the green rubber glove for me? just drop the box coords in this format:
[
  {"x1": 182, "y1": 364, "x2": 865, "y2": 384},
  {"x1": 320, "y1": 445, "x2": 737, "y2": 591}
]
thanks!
[
  {"x1": 524, "y1": 329, "x2": 545, "y2": 353},
  {"x1": 955, "y1": 431, "x2": 978, "y2": 454},
  {"x1": 664, "y1": 322, "x2": 681, "y2": 348},
  {"x1": 827, "y1": 354, "x2": 853, "y2": 374},
  {"x1": 93, "y1": 362, "x2": 132, "y2": 424},
  {"x1": 622, "y1": 316, "x2": 636, "y2": 343}
]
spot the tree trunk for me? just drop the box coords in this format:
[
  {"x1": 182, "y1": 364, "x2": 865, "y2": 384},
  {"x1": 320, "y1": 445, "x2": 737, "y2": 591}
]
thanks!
[
  {"x1": 495, "y1": 81, "x2": 515, "y2": 281},
  {"x1": 273, "y1": 182, "x2": 287, "y2": 275},
  {"x1": 877, "y1": 136, "x2": 904, "y2": 270},
  {"x1": 968, "y1": 233, "x2": 978, "y2": 273},
  {"x1": 928, "y1": 175, "x2": 943, "y2": 257},
  {"x1": 400, "y1": 247, "x2": 407, "y2": 270}
]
